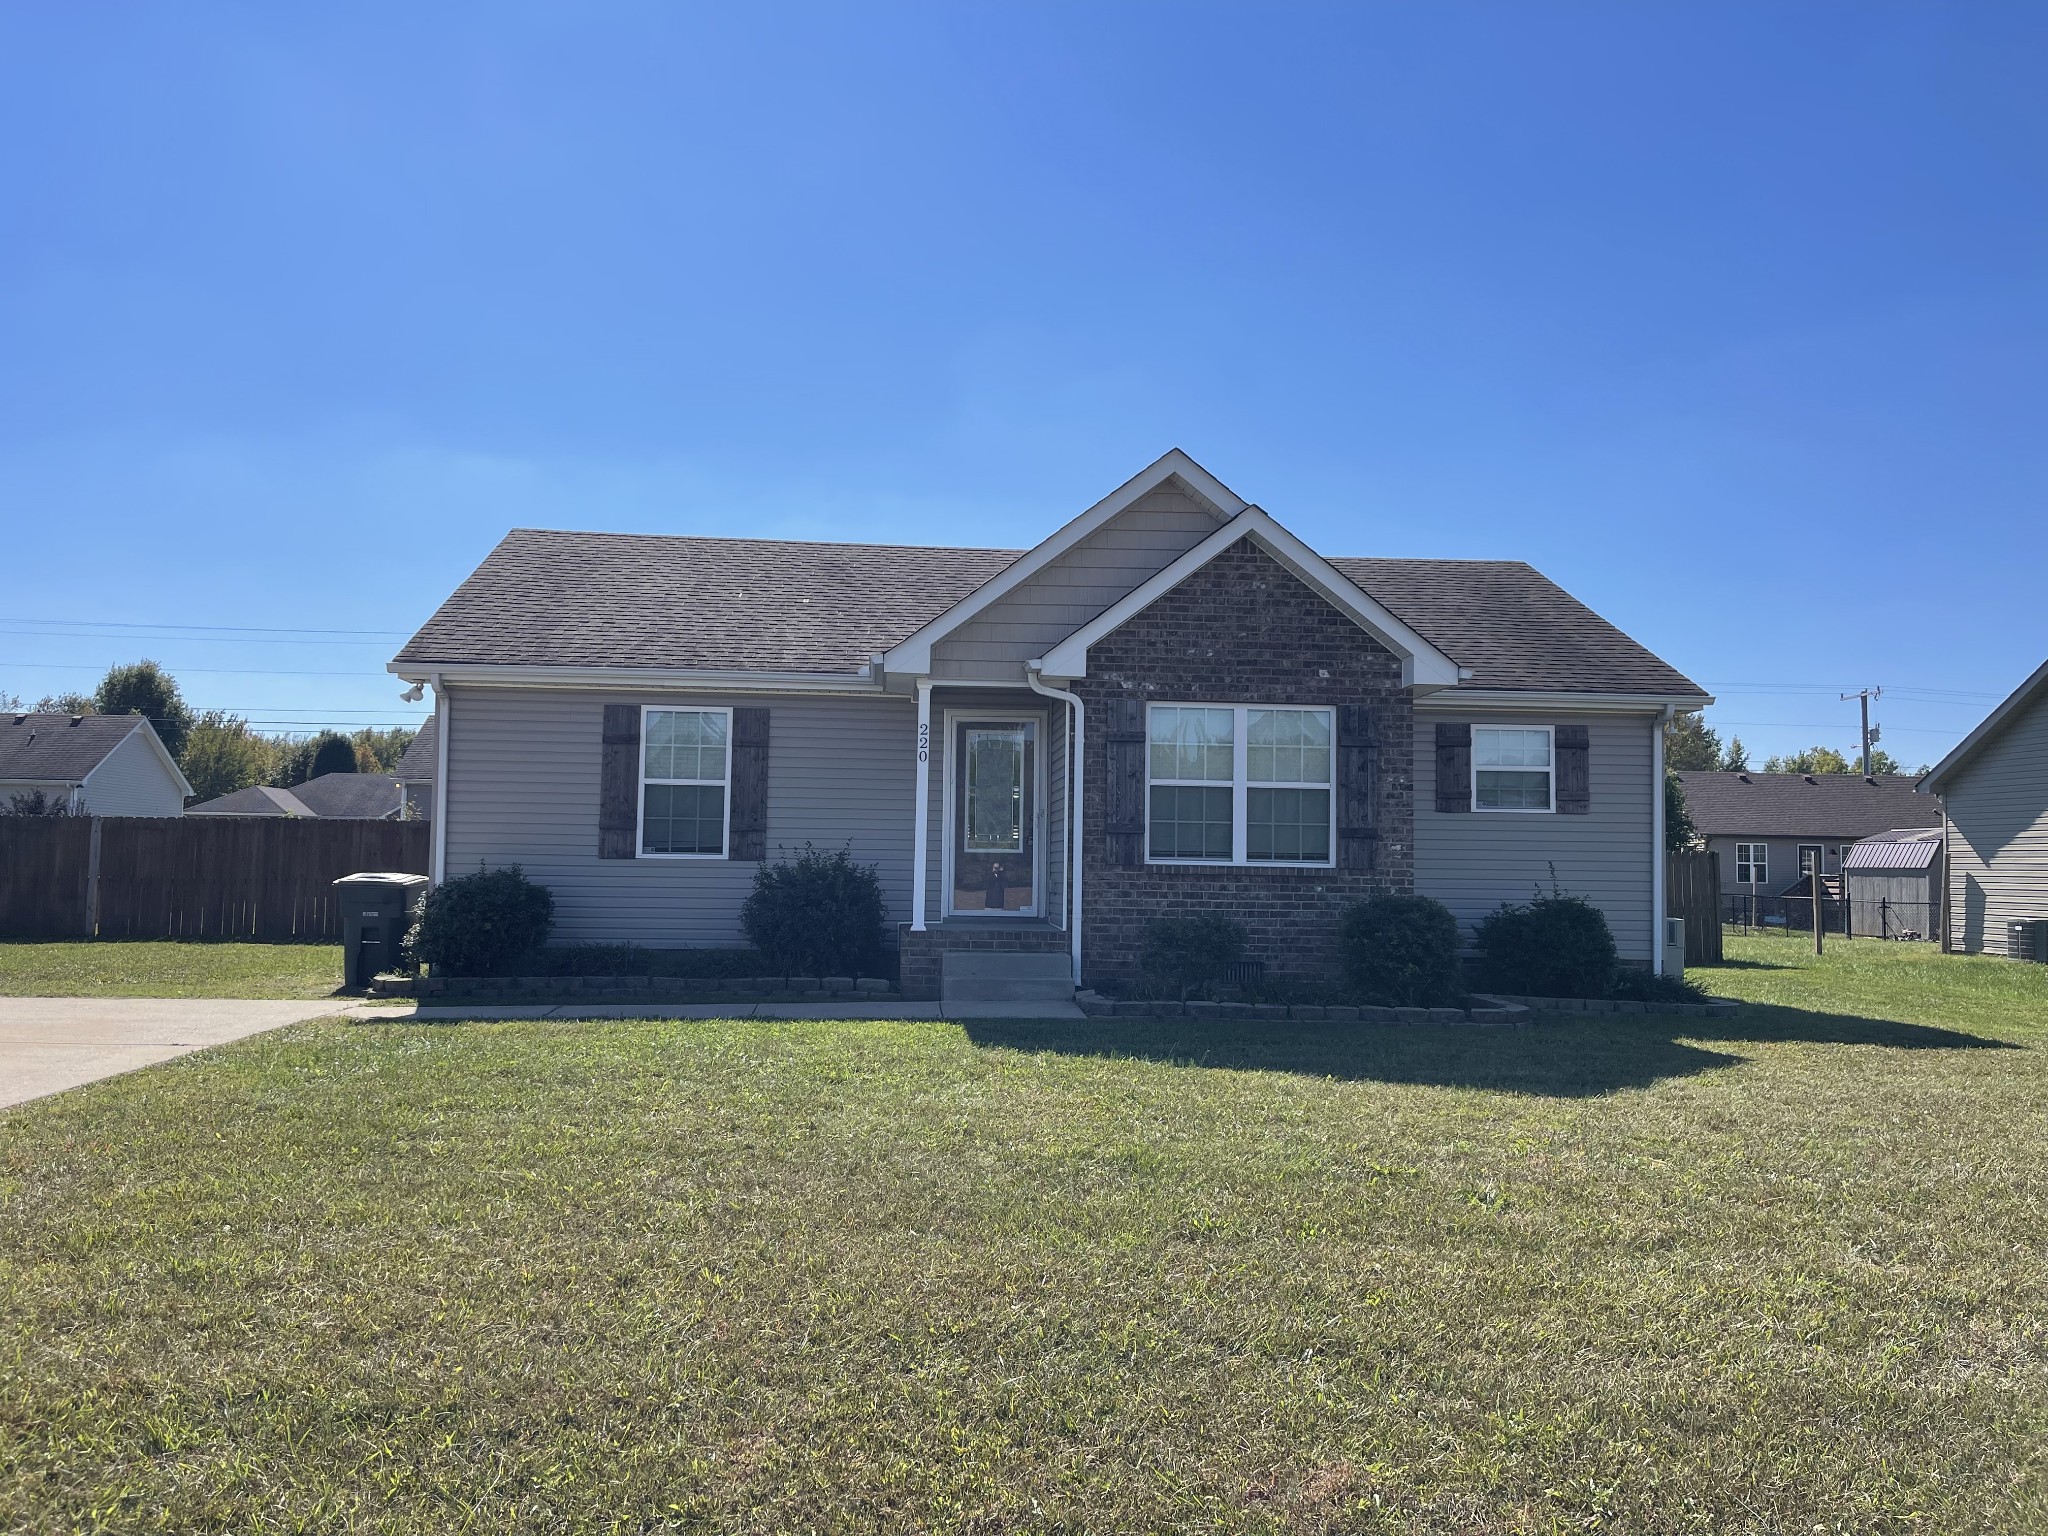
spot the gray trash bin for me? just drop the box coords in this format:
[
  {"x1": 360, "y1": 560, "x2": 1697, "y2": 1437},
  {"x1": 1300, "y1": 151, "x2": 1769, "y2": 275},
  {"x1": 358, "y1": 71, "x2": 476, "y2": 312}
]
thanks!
[{"x1": 335, "y1": 872, "x2": 432, "y2": 990}]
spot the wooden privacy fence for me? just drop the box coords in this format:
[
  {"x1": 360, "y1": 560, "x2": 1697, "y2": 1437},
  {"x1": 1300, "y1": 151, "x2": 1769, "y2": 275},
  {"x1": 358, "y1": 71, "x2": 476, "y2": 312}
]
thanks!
[
  {"x1": 1665, "y1": 848, "x2": 1723, "y2": 965},
  {"x1": 0, "y1": 817, "x2": 431, "y2": 941}
]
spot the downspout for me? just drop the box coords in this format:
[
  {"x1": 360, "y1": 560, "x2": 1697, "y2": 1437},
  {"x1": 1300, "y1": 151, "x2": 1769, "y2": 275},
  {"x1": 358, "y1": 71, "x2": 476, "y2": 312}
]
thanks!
[
  {"x1": 1652, "y1": 705, "x2": 1671, "y2": 975},
  {"x1": 431, "y1": 672, "x2": 450, "y2": 886},
  {"x1": 1026, "y1": 663, "x2": 1083, "y2": 989},
  {"x1": 911, "y1": 678, "x2": 932, "y2": 931}
]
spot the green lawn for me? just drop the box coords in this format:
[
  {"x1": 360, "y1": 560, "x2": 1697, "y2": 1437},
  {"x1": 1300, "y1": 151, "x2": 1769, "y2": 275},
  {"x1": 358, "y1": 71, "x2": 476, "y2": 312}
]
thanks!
[
  {"x1": 3, "y1": 937, "x2": 2046, "y2": 1532},
  {"x1": 0, "y1": 940, "x2": 344, "y2": 999}
]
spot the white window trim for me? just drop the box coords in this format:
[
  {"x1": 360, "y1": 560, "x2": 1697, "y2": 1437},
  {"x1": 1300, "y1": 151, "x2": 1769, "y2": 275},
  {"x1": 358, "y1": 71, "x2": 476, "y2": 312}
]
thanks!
[
  {"x1": 1142, "y1": 702, "x2": 1337, "y2": 869},
  {"x1": 1735, "y1": 842, "x2": 1768, "y2": 886},
  {"x1": 1471, "y1": 723, "x2": 1557, "y2": 814},
  {"x1": 940, "y1": 707, "x2": 1048, "y2": 919},
  {"x1": 634, "y1": 703, "x2": 734, "y2": 860}
]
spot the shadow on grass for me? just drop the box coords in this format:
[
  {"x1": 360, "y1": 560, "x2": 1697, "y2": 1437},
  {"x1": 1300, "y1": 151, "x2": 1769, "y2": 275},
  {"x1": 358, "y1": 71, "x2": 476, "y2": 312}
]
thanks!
[{"x1": 962, "y1": 1004, "x2": 2013, "y2": 1098}]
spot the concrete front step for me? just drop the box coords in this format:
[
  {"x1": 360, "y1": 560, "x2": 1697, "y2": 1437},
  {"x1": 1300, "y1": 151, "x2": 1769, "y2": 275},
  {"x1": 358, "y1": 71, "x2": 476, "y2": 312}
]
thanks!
[{"x1": 941, "y1": 949, "x2": 1074, "y2": 1003}]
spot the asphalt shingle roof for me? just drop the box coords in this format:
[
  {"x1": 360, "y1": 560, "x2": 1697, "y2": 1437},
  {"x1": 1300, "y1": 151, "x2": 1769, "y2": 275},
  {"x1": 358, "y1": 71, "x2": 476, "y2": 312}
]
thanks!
[
  {"x1": 185, "y1": 774, "x2": 399, "y2": 819},
  {"x1": 395, "y1": 528, "x2": 1703, "y2": 697},
  {"x1": 186, "y1": 785, "x2": 316, "y2": 817},
  {"x1": 392, "y1": 717, "x2": 437, "y2": 781},
  {"x1": 0, "y1": 713, "x2": 149, "y2": 783},
  {"x1": 1676, "y1": 771, "x2": 1941, "y2": 840}
]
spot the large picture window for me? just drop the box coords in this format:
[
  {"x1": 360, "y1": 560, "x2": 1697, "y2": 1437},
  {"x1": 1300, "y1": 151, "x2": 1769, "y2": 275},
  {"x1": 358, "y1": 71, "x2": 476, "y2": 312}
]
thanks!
[
  {"x1": 1473, "y1": 725, "x2": 1554, "y2": 812},
  {"x1": 1146, "y1": 704, "x2": 1333, "y2": 866},
  {"x1": 640, "y1": 707, "x2": 731, "y2": 857}
]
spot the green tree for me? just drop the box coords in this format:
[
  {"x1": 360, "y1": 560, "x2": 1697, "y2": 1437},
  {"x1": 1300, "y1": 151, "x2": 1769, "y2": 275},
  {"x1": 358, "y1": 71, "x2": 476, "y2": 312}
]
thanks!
[
  {"x1": 179, "y1": 711, "x2": 279, "y2": 803},
  {"x1": 273, "y1": 731, "x2": 357, "y2": 787},
  {"x1": 1665, "y1": 771, "x2": 1699, "y2": 852},
  {"x1": 1764, "y1": 745, "x2": 1854, "y2": 775},
  {"x1": 349, "y1": 726, "x2": 418, "y2": 773},
  {"x1": 1720, "y1": 736, "x2": 1751, "y2": 771},
  {"x1": 93, "y1": 660, "x2": 194, "y2": 758},
  {"x1": 311, "y1": 734, "x2": 359, "y2": 777},
  {"x1": 1663, "y1": 713, "x2": 1724, "y2": 772},
  {"x1": 34, "y1": 691, "x2": 95, "y2": 715}
]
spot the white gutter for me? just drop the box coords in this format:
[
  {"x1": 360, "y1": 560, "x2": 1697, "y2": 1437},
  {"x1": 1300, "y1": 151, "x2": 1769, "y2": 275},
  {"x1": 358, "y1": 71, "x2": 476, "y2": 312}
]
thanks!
[
  {"x1": 431, "y1": 672, "x2": 450, "y2": 886},
  {"x1": 386, "y1": 661, "x2": 883, "y2": 695},
  {"x1": 910, "y1": 679, "x2": 932, "y2": 932},
  {"x1": 1417, "y1": 690, "x2": 1715, "y2": 713},
  {"x1": 1027, "y1": 663, "x2": 1084, "y2": 989},
  {"x1": 1653, "y1": 705, "x2": 1670, "y2": 975}
]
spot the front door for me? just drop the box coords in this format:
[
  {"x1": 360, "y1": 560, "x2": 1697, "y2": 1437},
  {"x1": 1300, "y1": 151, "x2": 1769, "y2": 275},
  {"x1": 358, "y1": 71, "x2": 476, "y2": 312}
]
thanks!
[{"x1": 947, "y1": 717, "x2": 1040, "y2": 917}]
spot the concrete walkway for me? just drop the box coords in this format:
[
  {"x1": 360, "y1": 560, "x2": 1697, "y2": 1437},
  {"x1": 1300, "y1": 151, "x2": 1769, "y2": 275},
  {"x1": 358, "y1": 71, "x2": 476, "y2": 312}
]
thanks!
[
  {"x1": 0, "y1": 997, "x2": 353, "y2": 1111},
  {"x1": 0, "y1": 996, "x2": 1085, "y2": 1110}
]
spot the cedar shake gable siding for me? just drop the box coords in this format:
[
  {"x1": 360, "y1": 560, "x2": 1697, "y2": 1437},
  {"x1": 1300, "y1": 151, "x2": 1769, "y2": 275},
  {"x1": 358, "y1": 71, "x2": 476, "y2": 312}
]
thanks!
[{"x1": 1073, "y1": 538, "x2": 1414, "y2": 990}]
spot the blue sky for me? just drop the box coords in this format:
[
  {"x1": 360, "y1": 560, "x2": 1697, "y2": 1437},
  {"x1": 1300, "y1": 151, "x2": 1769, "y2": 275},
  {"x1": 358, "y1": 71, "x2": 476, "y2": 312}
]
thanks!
[{"x1": 3, "y1": 3, "x2": 2042, "y2": 765}]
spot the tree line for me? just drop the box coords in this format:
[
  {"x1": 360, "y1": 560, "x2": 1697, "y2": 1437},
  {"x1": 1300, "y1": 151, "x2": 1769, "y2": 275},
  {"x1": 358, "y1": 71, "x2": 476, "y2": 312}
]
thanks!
[
  {"x1": 1663, "y1": 712, "x2": 1925, "y2": 777},
  {"x1": 4, "y1": 660, "x2": 417, "y2": 805}
]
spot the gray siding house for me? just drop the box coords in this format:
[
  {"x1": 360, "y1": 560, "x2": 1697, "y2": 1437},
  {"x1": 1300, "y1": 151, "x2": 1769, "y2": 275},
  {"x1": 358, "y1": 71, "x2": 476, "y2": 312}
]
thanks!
[
  {"x1": 1675, "y1": 770, "x2": 1940, "y2": 904},
  {"x1": 1920, "y1": 658, "x2": 2048, "y2": 956},
  {"x1": 391, "y1": 451, "x2": 1709, "y2": 999},
  {"x1": 0, "y1": 713, "x2": 191, "y2": 816}
]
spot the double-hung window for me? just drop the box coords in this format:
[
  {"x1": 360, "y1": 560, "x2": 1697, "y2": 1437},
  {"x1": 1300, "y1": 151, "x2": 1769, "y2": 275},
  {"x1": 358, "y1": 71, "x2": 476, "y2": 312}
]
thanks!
[
  {"x1": 1146, "y1": 704, "x2": 1333, "y2": 866},
  {"x1": 1735, "y1": 842, "x2": 1767, "y2": 885},
  {"x1": 1473, "y1": 726, "x2": 1554, "y2": 812},
  {"x1": 639, "y1": 706, "x2": 731, "y2": 857}
]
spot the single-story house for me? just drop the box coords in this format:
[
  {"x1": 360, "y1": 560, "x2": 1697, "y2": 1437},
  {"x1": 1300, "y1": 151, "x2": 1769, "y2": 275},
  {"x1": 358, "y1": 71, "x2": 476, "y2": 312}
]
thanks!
[
  {"x1": 1676, "y1": 770, "x2": 1939, "y2": 901},
  {"x1": 389, "y1": 450, "x2": 1710, "y2": 1000},
  {"x1": 392, "y1": 717, "x2": 436, "y2": 820},
  {"x1": 1918, "y1": 657, "x2": 2048, "y2": 957},
  {"x1": 0, "y1": 712, "x2": 191, "y2": 816},
  {"x1": 1843, "y1": 828, "x2": 1944, "y2": 940},
  {"x1": 185, "y1": 771, "x2": 404, "y2": 819}
]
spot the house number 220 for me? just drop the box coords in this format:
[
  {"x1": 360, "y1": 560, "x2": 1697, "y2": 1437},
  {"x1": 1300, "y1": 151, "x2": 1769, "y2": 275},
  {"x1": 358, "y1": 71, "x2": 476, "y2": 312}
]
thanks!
[{"x1": 916, "y1": 722, "x2": 929, "y2": 764}]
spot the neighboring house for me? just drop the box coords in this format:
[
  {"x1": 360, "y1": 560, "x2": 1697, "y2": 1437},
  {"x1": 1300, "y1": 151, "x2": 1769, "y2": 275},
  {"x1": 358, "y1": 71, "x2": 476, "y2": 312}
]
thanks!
[
  {"x1": 0, "y1": 712, "x2": 191, "y2": 816},
  {"x1": 1919, "y1": 658, "x2": 2048, "y2": 956},
  {"x1": 1676, "y1": 770, "x2": 1940, "y2": 902},
  {"x1": 389, "y1": 450, "x2": 1710, "y2": 1000},
  {"x1": 1843, "y1": 828, "x2": 1944, "y2": 941},
  {"x1": 186, "y1": 771, "x2": 403, "y2": 819},
  {"x1": 392, "y1": 717, "x2": 436, "y2": 820}
]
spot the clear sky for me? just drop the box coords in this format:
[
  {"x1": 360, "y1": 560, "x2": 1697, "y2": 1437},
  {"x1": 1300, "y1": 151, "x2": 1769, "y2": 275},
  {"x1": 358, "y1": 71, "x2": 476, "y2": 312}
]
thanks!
[{"x1": 3, "y1": 3, "x2": 2043, "y2": 765}]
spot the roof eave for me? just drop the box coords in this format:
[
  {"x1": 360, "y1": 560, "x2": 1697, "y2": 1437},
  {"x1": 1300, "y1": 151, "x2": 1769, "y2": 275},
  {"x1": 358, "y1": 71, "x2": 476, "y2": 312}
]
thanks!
[{"x1": 387, "y1": 661, "x2": 889, "y2": 695}]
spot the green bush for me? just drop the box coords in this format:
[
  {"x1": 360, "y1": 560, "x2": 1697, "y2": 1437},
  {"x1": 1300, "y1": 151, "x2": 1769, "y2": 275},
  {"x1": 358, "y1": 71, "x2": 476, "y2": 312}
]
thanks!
[
  {"x1": 1474, "y1": 891, "x2": 1618, "y2": 999},
  {"x1": 739, "y1": 844, "x2": 889, "y2": 977},
  {"x1": 1606, "y1": 967, "x2": 1710, "y2": 1006},
  {"x1": 1337, "y1": 895, "x2": 1464, "y2": 1006},
  {"x1": 405, "y1": 866, "x2": 555, "y2": 976},
  {"x1": 1140, "y1": 914, "x2": 1247, "y2": 1001}
]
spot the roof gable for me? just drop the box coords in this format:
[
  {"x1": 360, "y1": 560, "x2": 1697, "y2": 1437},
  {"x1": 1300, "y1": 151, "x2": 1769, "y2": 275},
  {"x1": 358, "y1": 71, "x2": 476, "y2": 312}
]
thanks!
[
  {"x1": 1037, "y1": 511, "x2": 1464, "y2": 688},
  {"x1": 0, "y1": 712, "x2": 191, "y2": 796},
  {"x1": 1920, "y1": 657, "x2": 2048, "y2": 792}
]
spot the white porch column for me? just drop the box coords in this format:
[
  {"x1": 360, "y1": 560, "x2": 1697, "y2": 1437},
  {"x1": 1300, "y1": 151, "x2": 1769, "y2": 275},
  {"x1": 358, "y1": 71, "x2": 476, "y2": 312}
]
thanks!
[
  {"x1": 911, "y1": 678, "x2": 932, "y2": 931},
  {"x1": 430, "y1": 673, "x2": 449, "y2": 886},
  {"x1": 1652, "y1": 706, "x2": 1669, "y2": 974}
]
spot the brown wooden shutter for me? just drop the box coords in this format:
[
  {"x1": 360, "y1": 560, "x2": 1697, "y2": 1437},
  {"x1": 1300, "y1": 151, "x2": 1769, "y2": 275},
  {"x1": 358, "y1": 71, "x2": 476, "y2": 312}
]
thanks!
[
  {"x1": 598, "y1": 704, "x2": 641, "y2": 859},
  {"x1": 1555, "y1": 723, "x2": 1590, "y2": 814},
  {"x1": 1337, "y1": 704, "x2": 1378, "y2": 869},
  {"x1": 1434, "y1": 722, "x2": 1471, "y2": 813},
  {"x1": 1103, "y1": 696, "x2": 1146, "y2": 867},
  {"x1": 729, "y1": 707, "x2": 770, "y2": 860}
]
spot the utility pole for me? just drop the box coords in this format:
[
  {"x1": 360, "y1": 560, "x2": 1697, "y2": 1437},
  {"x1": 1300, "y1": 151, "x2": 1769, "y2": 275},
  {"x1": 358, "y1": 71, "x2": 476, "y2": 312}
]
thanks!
[{"x1": 1841, "y1": 686, "x2": 1882, "y2": 775}]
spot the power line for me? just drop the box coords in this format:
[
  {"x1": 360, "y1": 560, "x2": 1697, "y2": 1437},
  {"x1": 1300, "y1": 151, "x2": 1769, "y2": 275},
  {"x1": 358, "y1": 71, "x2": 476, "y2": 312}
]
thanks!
[
  {"x1": 0, "y1": 617, "x2": 408, "y2": 637},
  {"x1": 0, "y1": 628, "x2": 394, "y2": 648},
  {"x1": 3, "y1": 660, "x2": 399, "y2": 677}
]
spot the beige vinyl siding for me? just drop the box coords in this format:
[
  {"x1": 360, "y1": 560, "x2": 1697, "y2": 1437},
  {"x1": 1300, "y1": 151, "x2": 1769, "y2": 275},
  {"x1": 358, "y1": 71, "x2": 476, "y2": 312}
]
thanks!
[
  {"x1": 1415, "y1": 708, "x2": 1657, "y2": 963},
  {"x1": 443, "y1": 686, "x2": 915, "y2": 947},
  {"x1": 1941, "y1": 684, "x2": 2048, "y2": 953},
  {"x1": 929, "y1": 486, "x2": 1222, "y2": 682},
  {"x1": 77, "y1": 730, "x2": 186, "y2": 816}
]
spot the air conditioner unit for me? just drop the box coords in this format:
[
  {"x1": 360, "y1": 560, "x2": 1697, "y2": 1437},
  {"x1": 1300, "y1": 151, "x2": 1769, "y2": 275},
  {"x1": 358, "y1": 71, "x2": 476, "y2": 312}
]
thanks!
[
  {"x1": 1662, "y1": 916, "x2": 1686, "y2": 977},
  {"x1": 2009, "y1": 919, "x2": 2048, "y2": 964}
]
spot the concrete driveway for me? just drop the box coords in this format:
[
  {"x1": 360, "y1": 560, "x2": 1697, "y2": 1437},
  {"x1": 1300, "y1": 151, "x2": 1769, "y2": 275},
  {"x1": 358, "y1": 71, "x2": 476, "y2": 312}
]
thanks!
[{"x1": 0, "y1": 998, "x2": 352, "y2": 1110}]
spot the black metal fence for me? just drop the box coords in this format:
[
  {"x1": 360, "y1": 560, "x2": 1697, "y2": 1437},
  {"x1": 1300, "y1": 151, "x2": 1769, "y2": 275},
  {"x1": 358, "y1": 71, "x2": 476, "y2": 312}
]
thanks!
[{"x1": 1721, "y1": 892, "x2": 1937, "y2": 942}]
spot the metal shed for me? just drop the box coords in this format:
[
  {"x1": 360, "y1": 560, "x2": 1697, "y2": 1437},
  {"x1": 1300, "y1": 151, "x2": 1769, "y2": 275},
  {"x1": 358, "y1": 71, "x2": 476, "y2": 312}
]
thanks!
[{"x1": 1845, "y1": 828, "x2": 1944, "y2": 941}]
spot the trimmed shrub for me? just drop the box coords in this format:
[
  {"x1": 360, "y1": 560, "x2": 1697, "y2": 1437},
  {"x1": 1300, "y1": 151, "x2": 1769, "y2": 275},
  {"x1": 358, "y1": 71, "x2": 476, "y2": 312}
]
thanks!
[
  {"x1": 739, "y1": 843, "x2": 889, "y2": 978},
  {"x1": 1606, "y1": 967, "x2": 1710, "y2": 1006},
  {"x1": 405, "y1": 865, "x2": 555, "y2": 976},
  {"x1": 1337, "y1": 894, "x2": 1463, "y2": 1006},
  {"x1": 1140, "y1": 914, "x2": 1247, "y2": 1001},
  {"x1": 1474, "y1": 892, "x2": 1618, "y2": 999}
]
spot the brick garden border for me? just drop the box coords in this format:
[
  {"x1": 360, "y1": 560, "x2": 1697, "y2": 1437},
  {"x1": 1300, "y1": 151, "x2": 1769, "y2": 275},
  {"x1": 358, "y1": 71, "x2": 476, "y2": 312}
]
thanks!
[{"x1": 371, "y1": 975, "x2": 897, "y2": 1003}]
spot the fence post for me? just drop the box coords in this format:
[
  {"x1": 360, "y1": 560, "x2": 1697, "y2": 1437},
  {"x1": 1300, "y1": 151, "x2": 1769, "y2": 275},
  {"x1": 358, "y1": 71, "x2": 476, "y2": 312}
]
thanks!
[
  {"x1": 86, "y1": 816, "x2": 103, "y2": 937},
  {"x1": 1813, "y1": 873, "x2": 1825, "y2": 956}
]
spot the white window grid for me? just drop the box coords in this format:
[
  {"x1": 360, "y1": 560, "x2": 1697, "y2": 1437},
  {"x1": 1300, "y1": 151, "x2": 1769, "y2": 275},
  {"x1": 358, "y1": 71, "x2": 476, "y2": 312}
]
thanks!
[
  {"x1": 635, "y1": 704, "x2": 734, "y2": 860},
  {"x1": 1143, "y1": 702, "x2": 1337, "y2": 868},
  {"x1": 1471, "y1": 723, "x2": 1556, "y2": 814}
]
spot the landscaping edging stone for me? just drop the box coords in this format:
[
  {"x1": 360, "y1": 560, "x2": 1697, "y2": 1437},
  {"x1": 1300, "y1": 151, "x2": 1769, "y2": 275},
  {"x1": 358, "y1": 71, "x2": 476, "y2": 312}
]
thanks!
[
  {"x1": 1486, "y1": 993, "x2": 1741, "y2": 1018},
  {"x1": 369, "y1": 975, "x2": 898, "y2": 1003},
  {"x1": 1072, "y1": 991, "x2": 1534, "y2": 1027}
]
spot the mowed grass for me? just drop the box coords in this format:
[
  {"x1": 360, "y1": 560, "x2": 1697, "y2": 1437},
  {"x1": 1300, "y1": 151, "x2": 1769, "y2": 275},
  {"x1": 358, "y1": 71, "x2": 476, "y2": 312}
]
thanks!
[
  {"x1": 3, "y1": 941, "x2": 2046, "y2": 1532},
  {"x1": 0, "y1": 941, "x2": 344, "y2": 999}
]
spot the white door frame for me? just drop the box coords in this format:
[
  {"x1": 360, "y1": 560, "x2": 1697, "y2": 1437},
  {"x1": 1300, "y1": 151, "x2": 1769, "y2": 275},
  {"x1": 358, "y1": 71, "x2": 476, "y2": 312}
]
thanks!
[{"x1": 940, "y1": 707, "x2": 1048, "y2": 920}]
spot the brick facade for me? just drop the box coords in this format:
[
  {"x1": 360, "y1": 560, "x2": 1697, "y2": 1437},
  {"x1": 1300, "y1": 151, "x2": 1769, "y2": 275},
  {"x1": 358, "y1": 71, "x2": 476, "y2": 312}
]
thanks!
[{"x1": 1073, "y1": 538, "x2": 1415, "y2": 990}]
